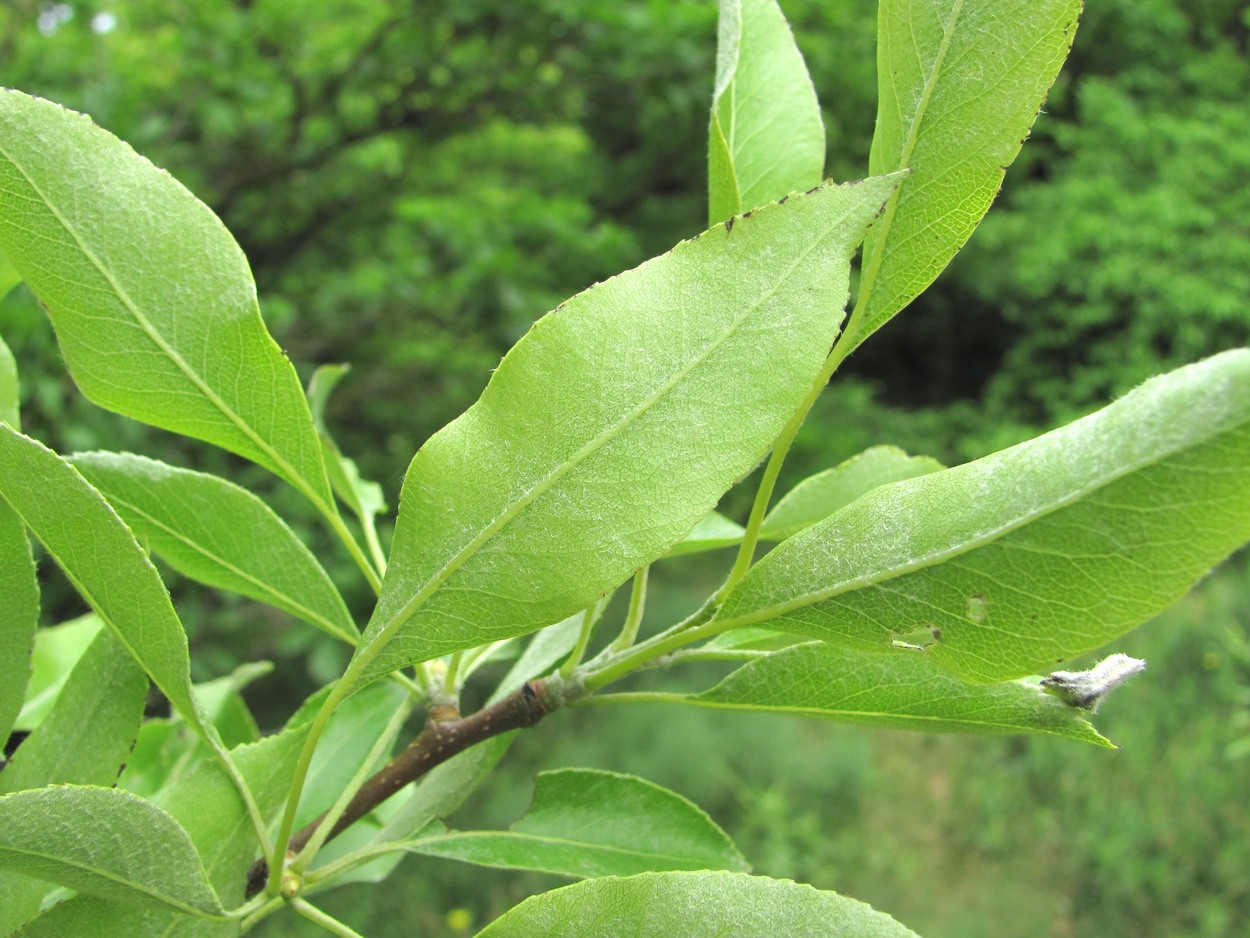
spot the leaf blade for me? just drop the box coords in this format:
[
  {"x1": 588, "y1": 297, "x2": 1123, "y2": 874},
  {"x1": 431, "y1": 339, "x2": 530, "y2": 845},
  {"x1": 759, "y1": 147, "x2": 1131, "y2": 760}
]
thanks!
[
  {"x1": 475, "y1": 871, "x2": 920, "y2": 938},
  {"x1": 407, "y1": 769, "x2": 747, "y2": 879},
  {"x1": 0, "y1": 90, "x2": 331, "y2": 507},
  {"x1": 70, "y1": 452, "x2": 358, "y2": 644},
  {"x1": 848, "y1": 0, "x2": 1083, "y2": 349},
  {"x1": 709, "y1": 0, "x2": 825, "y2": 224},
  {"x1": 0, "y1": 786, "x2": 226, "y2": 917},
  {"x1": 358, "y1": 176, "x2": 900, "y2": 682},
  {"x1": 0, "y1": 426, "x2": 200, "y2": 723},
  {"x1": 718, "y1": 351, "x2": 1250, "y2": 680},
  {"x1": 690, "y1": 642, "x2": 1111, "y2": 745}
]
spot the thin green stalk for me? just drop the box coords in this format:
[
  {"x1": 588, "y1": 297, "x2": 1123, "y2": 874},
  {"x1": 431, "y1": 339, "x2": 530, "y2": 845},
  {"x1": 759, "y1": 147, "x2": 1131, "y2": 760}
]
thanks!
[
  {"x1": 239, "y1": 895, "x2": 286, "y2": 934},
  {"x1": 721, "y1": 332, "x2": 859, "y2": 596},
  {"x1": 358, "y1": 507, "x2": 387, "y2": 576},
  {"x1": 582, "y1": 616, "x2": 731, "y2": 691},
  {"x1": 560, "y1": 604, "x2": 599, "y2": 678},
  {"x1": 290, "y1": 898, "x2": 368, "y2": 938},
  {"x1": 323, "y1": 506, "x2": 383, "y2": 595},
  {"x1": 610, "y1": 566, "x2": 650, "y2": 652},
  {"x1": 572, "y1": 691, "x2": 694, "y2": 708},
  {"x1": 302, "y1": 841, "x2": 412, "y2": 888},
  {"x1": 442, "y1": 650, "x2": 465, "y2": 695},
  {"x1": 205, "y1": 728, "x2": 272, "y2": 855},
  {"x1": 291, "y1": 695, "x2": 416, "y2": 874}
]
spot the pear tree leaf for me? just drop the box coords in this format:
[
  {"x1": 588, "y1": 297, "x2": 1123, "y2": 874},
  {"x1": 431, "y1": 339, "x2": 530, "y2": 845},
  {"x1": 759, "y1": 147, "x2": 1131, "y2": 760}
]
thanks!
[
  {"x1": 0, "y1": 786, "x2": 226, "y2": 918},
  {"x1": 0, "y1": 250, "x2": 21, "y2": 298},
  {"x1": 685, "y1": 642, "x2": 1111, "y2": 745},
  {"x1": 405, "y1": 769, "x2": 747, "y2": 879},
  {"x1": 0, "y1": 334, "x2": 37, "y2": 748},
  {"x1": 665, "y1": 510, "x2": 746, "y2": 557},
  {"x1": 0, "y1": 426, "x2": 202, "y2": 728},
  {"x1": 848, "y1": 0, "x2": 1083, "y2": 350},
  {"x1": 476, "y1": 871, "x2": 921, "y2": 937},
  {"x1": 11, "y1": 614, "x2": 100, "y2": 733},
  {"x1": 307, "y1": 364, "x2": 387, "y2": 522},
  {"x1": 716, "y1": 351, "x2": 1250, "y2": 681},
  {"x1": 760, "y1": 446, "x2": 943, "y2": 540},
  {"x1": 0, "y1": 90, "x2": 332, "y2": 510},
  {"x1": 0, "y1": 629, "x2": 146, "y2": 935},
  {"x1": 70, "y1": 452, "x2": 358, "y2": 644},
  {"x1": 709, "y1": 0, "x2": 825, "y2": 224},
  {"x1": 356, "y1": 175, "x2": 902, "y2": 685}
]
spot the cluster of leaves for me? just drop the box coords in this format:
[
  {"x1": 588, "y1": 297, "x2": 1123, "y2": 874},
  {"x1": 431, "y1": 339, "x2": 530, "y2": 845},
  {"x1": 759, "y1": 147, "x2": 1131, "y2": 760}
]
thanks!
[{"x1": 1, "y1": 1, "x2": 1248, "y2": 936}]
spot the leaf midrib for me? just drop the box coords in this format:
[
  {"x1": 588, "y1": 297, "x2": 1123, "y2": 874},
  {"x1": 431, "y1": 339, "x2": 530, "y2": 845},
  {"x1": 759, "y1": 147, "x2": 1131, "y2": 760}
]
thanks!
[{"x1": 409, "y1": 829, "x2": 724, "y2": 867}]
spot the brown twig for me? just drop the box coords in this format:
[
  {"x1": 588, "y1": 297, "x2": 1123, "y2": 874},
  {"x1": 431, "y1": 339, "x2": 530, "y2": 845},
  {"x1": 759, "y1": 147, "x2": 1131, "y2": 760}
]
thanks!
[{"x1": 245, "y1": 680, "x2": 553, "y2": 898}]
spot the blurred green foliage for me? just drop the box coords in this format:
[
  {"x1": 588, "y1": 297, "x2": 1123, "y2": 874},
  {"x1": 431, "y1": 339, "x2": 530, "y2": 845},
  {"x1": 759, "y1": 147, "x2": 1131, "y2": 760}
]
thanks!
[{"x1": 2, "y1": 2, "x2": 1248, "y2": 933}]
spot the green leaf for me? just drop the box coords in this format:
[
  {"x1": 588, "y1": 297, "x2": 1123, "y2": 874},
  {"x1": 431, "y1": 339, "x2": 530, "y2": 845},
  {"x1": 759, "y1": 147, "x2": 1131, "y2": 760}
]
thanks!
[
  {"x1": 0, "y1": 786, "x2": 226, "y2": 917},
  {"x1": 476, "y1": 871, "x2": 920, "y2": 937},
  {"x1": 0, "y1": 426, "x2": 201, "y2": 726},
  {"x1": 760, "y1": 446, "x2": 943, "y2": 540},
  {"x1": 357, "y1": 175, "x2": 901, "y2": 683},
  {"x1": 406, "y1": 768, "x2": 747, "y2": 879},
  {"x1": 12, "y1": 614, "x2": 100, "y2": 733},
  {"x1": 308, "y1": 364, "x2": 387, "y2": 522},
  {"x1": 21, "y1": 724, "x2": 311, "y2": 934},
  {"x1": 70, "y1": 452, "x2": 358, "y2": 644},
  {"x1": 0, "y1": 629, "x2": 145, "y2": 935},
  {"x1": 848, "y1": 0, "x2": 1083, "y2": 350},
  {"x1": 708, "y1": 0, "x2": 825, "y2": 224},
  {"x1": 0, "y1": 331, "x2": 18, "y2": 426},
  {"x1": 0, "y1": 334, "x2": 37, "y2": 748},
  {"x1": 1, "y1": 628, "x2": 147, "y2": 795},
  {"x1": 665, "y1": 510, "x2": 746, "y2": 557},
  {"x1": 492, "y1": 597, "x2": 614, "y2": 702},
  {"x1": 717, "y1": 351, "x2": 1250, "y2": 681},
  {"x1": 688, "y1": 642, "x2": 1111, "y2": 744},
  {"x1": 0, "y1": 91, "x2": 331, "y2": 509}
]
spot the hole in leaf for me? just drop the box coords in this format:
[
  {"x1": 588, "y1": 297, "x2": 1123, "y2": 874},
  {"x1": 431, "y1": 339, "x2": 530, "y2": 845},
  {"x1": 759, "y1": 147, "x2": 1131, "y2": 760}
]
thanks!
[{"x1": 891, "y1": 625, "x2": 941, "y2": 650}]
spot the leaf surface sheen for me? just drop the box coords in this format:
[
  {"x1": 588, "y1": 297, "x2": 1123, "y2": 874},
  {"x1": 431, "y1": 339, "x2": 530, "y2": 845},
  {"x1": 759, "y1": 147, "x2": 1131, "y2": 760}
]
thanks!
[
  {"x1": 475, "y1": 870, "x2": 921, "y2": 937},
  {"x1": 690, "y1": 642, "x2": 1110, "y2": 744},
  {"x1": 0, "y1": 91, "x2": 331, "y2": 507},
  {"x1": 70, "y1": 452, "x2": 357, "y2": 644},
  {"x1": 406, "y1": 768, "x2": 747, "y2": 879},
  {"x1": 0, "y1": 785, "x2": 225, "y2": 917},
  {"x1": 357, "y1": 176, "x2": 900, "y2": 682},
  {"x1": 718, "y1": 351, "x2": 1250, "y2": 680},
  {"x1": 708, "y1": 0, "x2": 825, "y2": 224},
  {"x1": 850, "y1": 0, "x2": 1083, "y2": 350}
]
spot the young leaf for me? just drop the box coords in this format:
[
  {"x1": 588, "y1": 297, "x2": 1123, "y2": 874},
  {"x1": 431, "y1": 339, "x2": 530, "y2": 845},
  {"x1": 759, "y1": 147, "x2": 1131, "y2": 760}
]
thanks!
[
  {"x1": 0, "y1": 785, "x2": 226, "y2": 917},
  {"x1": 70, "y1": 452, "x2": 358, "y2": 644},
  {"x1": 0, "y1": 91, "x2": 332, "y2": 509},
  {"x1": 685, "y1": 642, "x2": 1111, "y2": 745},
  {"x1": 847, "y1": 0, "x2": 1083, "y2": 350},
  {"x1": 708, "y1": 0, "x2": 825, "y2": 224},
  {"x1": 476, "y1": 870, "x2": 920, "y2": 937},
  {"x1": 356, "y1": 175, "x2": 901, "y2": 683},
  {"x1": 1, "y1": 628, "x2": 147, "y2": 795},
  {"x1": 405, "y1": 768, "x2": 747, "y2": 879},
  {"x1": 717, "y1": 351, "x2": 1250, "y2": 681},
  {"x1": 760, "y1": 445, "x2": 943, "y2": 540},
  {"x1": 665, "y1": 510, "x2": 746, "y2": 557},
  {"x1": 0, "y1": 426, "x2": 201, "y2": 726}
]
